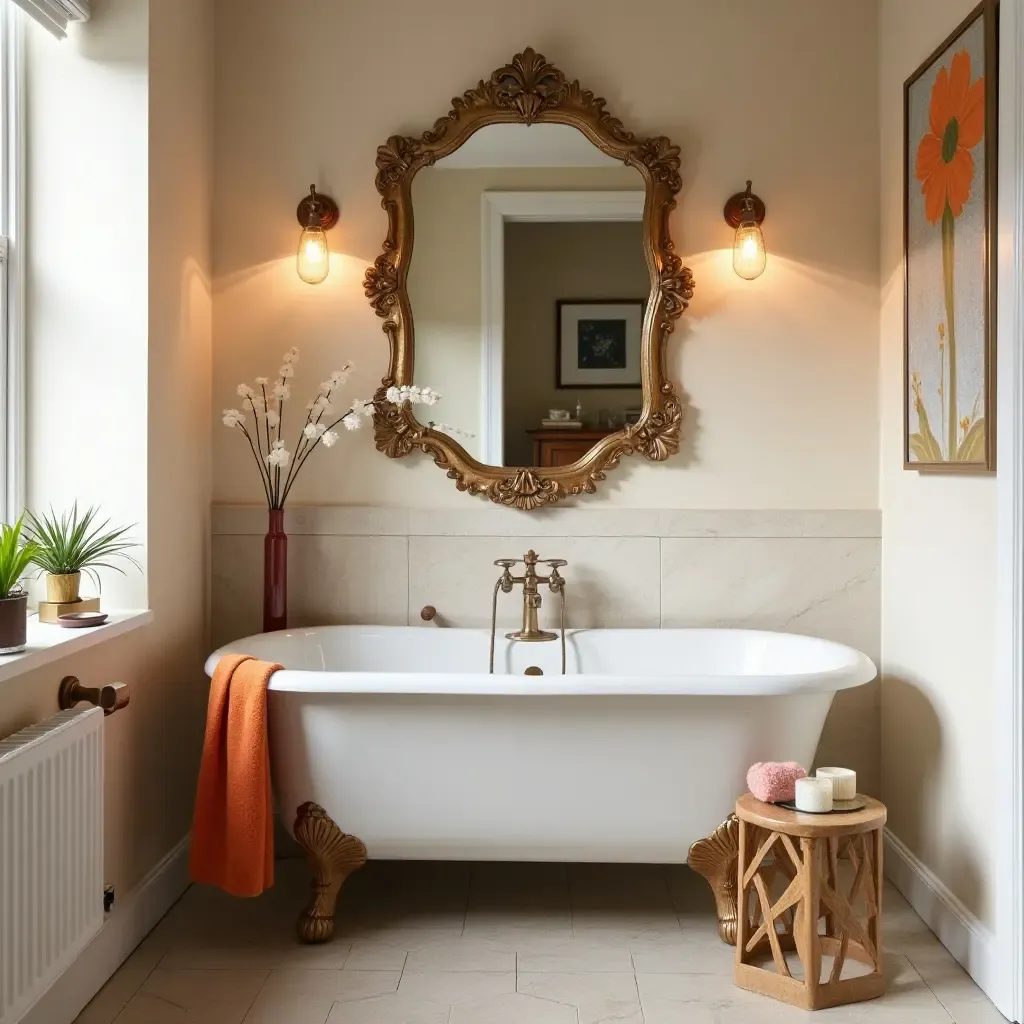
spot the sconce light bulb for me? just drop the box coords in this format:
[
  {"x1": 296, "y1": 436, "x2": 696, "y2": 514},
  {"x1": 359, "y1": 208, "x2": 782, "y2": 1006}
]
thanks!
[
  {"x1": 733, "y1": 220, "x2": 766, "y2": 281},
  {"x1": 297, "y1": 226, "x2": 330, "y2": 285}
]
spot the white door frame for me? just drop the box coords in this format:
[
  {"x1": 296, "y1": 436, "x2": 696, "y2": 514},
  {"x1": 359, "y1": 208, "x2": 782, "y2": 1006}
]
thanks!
[
  {"x1": 996, "y1": 1, "x2": 1024, "y2": 1020},
  {"x1": 479, "y1": 190, "x2": 645, "y2": 465}
]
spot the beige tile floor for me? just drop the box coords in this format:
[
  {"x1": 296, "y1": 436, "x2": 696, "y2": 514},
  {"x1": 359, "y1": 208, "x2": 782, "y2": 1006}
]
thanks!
[{"x1": 76, "y1": 858, "x2": 1007, "y2": 1023}]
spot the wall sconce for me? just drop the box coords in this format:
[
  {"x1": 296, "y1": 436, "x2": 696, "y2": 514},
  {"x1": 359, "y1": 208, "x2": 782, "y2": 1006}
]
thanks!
[
  {"x1": 296, "y1": 184, "x2": 339, "y2": 285},
  {"x1": 724, "y1": 180, "x2": 767, "y2": 280}
]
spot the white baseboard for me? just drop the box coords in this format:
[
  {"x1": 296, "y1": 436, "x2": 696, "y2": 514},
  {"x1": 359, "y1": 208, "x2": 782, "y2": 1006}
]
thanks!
[
  {"x1": 884, "y1": 828, "x2": 1001, "y2": 1005},
  {"x1": 18, "y1": 835, "x2": 191, "y2": 1024}
]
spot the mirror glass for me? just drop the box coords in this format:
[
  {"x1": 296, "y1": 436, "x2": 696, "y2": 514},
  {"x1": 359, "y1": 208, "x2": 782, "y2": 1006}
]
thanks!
[{"x1": 407, "y1": 123, "x2": 648, "y2": 468}]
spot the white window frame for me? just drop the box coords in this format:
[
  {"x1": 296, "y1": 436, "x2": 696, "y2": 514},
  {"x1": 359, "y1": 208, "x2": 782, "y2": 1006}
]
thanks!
[{"x1": 0, "y1": 2, "x2": 24, "y2": 524}]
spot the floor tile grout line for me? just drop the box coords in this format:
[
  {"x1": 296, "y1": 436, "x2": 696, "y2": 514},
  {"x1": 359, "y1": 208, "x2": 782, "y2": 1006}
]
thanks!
[
  {"x1": 898, "y1": 951, "x2": 959, "y2": 1023},
  {"x1": 631, "y1": 967, "x2": 646, "y2": 1023},
  {"x1": 101, "y1": 950, "x2": 168, "y2": 1020},
  {"x1": 111, "y1": 989, "x2": 186, "y2": 1022},
  {"x1": 236, "y1": 966, "x2": 273, "y2": 1024}
]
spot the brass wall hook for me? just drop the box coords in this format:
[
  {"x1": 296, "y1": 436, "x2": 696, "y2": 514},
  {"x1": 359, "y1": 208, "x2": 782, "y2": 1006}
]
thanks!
[{"x1": 58, "y1": 676, "x2": 130, "y2": 716}]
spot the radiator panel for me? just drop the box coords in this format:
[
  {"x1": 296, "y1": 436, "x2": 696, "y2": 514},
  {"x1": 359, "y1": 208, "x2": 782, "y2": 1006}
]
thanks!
[{"x1": 0, "y1": 708, "x2": 104, "y2": 1024}]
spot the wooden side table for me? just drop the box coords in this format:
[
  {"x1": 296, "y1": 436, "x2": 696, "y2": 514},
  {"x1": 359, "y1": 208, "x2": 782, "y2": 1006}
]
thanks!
[
  {"x1": 527, "y1": 429, "x2": 615, "y2": 467},
  {"x1": 734, "y1": 793, "x2": 887, "y2": 1011}
]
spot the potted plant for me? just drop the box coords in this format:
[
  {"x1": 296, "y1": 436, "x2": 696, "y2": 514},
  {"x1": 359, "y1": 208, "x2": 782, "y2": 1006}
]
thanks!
[
  {"x1": 26, "y1": 504, "x2": 141, "y2": 605},
  {"x1": 0, "y1": 517, "x2": 39, "y2": 653}
]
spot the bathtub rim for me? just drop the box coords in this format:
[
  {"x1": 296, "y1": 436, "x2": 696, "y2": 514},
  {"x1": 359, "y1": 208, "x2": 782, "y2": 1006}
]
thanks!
[{"x1": 205, "y1": 625, "x2": 877, "y2": 697}]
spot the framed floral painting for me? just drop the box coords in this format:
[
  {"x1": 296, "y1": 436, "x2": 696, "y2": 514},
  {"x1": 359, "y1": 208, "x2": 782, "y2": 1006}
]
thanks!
[{"x1": 904, "y1": 0, "x2": 997, "y2": 471}]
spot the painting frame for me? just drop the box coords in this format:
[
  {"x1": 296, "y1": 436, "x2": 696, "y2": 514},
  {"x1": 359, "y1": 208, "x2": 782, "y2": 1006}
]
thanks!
[
  {"x1": 903, "y1": 0, "x2": 998, "y2": 472},
  {"x1": 556, "y1": 299, "x2": 645, "y2": 390}
]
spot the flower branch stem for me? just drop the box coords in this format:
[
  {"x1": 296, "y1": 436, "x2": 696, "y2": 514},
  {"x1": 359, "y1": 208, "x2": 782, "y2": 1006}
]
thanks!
[
  {"x1": 941, "y1": 202, "x2": 958, "y2": 459},
  {"x1": 261, "y1": 384, "x2": 272, "y2": 464},
  {"x1": 239, "y1": 425, "x2": 273, "y2": 505},
  {"x1": 282, "y1": 398, "x2": 322, "y2": 497},
  {"x1": 247, "y1": 396, "x2": 266, "y2": 464},
  {"x1": 281, "y1": 381, "x2": 340, "y2": 498},
  {"x1": 280, "y1": 403, "x2": 355, "y2": 506}
]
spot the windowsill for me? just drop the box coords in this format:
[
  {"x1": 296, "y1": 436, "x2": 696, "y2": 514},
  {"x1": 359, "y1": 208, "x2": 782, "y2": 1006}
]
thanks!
[{"x1": 0, "y1": 610, "x2": 153, "y2": 685}]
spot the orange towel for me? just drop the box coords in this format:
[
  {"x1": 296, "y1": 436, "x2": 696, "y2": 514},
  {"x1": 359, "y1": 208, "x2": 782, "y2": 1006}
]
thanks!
[{"x1": 189, "y1": 653, "x2": 282, "y2": 897}]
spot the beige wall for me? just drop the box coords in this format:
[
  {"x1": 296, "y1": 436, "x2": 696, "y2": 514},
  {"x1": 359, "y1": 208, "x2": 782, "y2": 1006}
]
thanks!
[
  {"x1": 879, "y1": 0, "x2": 998, "y2": 927},
  {"x1": 503, "y1": 221, "x2": 646, "y2": 466},
  {"x1": 212, "y1": 0, "x2": 880, "y2": 510},
  {"x1": 0, "y1": 0, "x2": 212, "y2": 906}
]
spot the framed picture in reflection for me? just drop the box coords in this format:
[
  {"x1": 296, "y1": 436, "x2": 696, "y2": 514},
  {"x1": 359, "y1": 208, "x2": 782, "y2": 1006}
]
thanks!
[{"x1": 556, "y1": 300, "x2": 644, "y2": 388}]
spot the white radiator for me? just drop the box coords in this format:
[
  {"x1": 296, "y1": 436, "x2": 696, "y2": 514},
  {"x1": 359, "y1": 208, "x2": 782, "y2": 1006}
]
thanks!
[{"x1": 0, "y1": 708, "x2": 104, "y2": 1024}]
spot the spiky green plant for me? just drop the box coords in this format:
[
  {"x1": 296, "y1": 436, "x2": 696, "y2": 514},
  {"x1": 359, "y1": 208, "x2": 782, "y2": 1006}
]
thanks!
[
  {"x1": 0, "y1": 517, "x2": 40, "y2": 599},
  {"x1": 25, "y1": 504, "x2": 141, "y2": 592}
]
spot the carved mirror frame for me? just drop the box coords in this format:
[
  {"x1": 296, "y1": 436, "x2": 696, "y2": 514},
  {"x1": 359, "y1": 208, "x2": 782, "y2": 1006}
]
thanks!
[{"x1": 363, "y1": 47, "x2": 694, "y2": 510}]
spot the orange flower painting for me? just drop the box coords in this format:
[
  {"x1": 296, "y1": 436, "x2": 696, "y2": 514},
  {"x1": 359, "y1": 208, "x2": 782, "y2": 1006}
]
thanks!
[
  {"x1": 915, "y1": 51, "x2": 985, "y2": 224},
  {"x1": 904, "y1": 6, "x2": 994, "y2": 471}
]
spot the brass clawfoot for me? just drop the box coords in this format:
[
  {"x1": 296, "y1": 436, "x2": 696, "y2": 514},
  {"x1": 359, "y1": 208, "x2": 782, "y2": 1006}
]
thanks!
[
  {"x1": 293, "y1": 802, "x2": 367, "y2": 943},
  {"x1": 687, "y1": 814, "x2": 741, "y2": 945}
]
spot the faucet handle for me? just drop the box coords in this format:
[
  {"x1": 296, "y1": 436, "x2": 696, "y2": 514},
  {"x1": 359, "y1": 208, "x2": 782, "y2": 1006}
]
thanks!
[
  {"x1": 494, "y1": 558, "x2": 519, "y2": 569},
  {"x1": 540, "y1": 558, "x2": 567, "y2": 568}
]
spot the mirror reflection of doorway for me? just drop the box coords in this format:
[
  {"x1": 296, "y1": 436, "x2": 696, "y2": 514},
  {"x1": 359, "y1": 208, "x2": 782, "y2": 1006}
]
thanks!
[
  {"x1": 503, "y1": 227, "x2": 646, "y2": 466},
  {"x1": 406, "y1": 123, "x2": 647, "y2": 468}
]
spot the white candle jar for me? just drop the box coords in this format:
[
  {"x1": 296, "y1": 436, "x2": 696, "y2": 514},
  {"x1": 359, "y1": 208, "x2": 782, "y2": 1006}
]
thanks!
[
  {"x1": 816, "y1": 767, "x2": 857, "y2": 801},
  {"x1": 795, "y1": 776, "x2": 834, "y2": 813}
]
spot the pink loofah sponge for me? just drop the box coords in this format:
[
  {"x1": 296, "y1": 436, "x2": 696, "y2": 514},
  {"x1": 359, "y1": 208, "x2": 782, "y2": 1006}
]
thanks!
[{"x1": 746, "y1": 761, "x2": 807, "y2": 803}]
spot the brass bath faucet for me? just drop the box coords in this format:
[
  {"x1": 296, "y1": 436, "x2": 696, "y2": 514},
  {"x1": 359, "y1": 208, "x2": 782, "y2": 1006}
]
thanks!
[{"x1": 489, "y1": 550, "x2": 567, "y2": 674}]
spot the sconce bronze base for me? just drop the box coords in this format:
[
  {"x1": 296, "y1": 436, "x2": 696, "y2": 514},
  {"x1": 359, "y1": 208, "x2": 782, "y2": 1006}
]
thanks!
[
  {"x1": 724, "y1": 190, "x2": 766, "y2": 228},
  {"x1": 296, "y1": 190, "x2": 339, "y2": 231}
]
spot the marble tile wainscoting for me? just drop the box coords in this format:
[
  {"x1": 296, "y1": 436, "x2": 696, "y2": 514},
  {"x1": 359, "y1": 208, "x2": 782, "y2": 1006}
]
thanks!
[{"x1": 211, "y1": 506, "x2": 881, "y2": 793}]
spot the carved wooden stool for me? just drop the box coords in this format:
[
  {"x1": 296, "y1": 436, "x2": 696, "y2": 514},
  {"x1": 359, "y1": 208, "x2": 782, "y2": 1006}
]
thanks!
[{"x1": 733, "y1": 793, "x2": 887, "y2": 1011}]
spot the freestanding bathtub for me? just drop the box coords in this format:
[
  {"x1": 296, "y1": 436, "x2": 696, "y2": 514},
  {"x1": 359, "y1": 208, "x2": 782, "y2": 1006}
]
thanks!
[{"x1": 205, "y1": 625, "x2": 876, "y2": 864}]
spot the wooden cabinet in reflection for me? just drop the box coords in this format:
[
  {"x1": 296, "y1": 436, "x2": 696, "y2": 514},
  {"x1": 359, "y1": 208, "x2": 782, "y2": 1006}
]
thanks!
[{"x1": 527, "y1": 429, "x2": 616, "y2": 468}]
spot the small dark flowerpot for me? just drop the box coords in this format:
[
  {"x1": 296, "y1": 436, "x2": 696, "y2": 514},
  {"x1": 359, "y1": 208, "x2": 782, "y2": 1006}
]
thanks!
[{"x1": 0, "y1": 593, "x2": 28, "y2": 653}]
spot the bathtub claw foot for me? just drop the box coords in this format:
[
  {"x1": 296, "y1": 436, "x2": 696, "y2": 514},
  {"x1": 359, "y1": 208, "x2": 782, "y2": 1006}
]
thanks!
[
  {"x1": 687, "y1": 814, "x2": 740, "y2": 945},
  {"x1": 293, "y1": 802, "x2": 367, "y2": 944}
]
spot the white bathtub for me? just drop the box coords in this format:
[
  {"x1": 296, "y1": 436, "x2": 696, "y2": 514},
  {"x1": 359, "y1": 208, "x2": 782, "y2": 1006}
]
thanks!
[{"x1": 206, "y1": 626, "x2": 875, "y2": 863}]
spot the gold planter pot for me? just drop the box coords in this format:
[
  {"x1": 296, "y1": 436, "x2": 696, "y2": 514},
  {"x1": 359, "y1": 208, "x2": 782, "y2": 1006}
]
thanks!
[{"x1": 46, "y1": 572, "x2": 81, "y2": 604}]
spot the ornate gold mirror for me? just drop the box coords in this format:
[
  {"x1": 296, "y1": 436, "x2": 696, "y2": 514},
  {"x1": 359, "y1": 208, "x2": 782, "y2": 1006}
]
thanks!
[{"x1": 364, "y1": 48, "x2": 694, "y2": 509}]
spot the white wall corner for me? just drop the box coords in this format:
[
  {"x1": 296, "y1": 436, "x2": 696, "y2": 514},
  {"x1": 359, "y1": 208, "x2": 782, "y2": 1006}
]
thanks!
[
  {"x1": 884, "y1": 829, "x2": 1003, "y2": 1009},
  {"x1": 17, "y1": 836, "x2": 190, "y2": 1024},
  {"x1": 996, "y1": 0, "x2": 1024, "y2": 1021}
]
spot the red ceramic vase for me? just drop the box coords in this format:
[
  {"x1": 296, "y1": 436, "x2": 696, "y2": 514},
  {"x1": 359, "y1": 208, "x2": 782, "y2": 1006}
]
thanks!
[{"x1": 263, "y1": 508, "x2": 287, "y2": 633}]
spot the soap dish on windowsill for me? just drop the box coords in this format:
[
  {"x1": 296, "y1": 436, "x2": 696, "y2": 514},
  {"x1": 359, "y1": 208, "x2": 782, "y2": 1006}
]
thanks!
[
  {"x1": 58, "y1": 612, "x2": 109, "y2": 629},
  {"x1": 775, "y1": 795, "x2": 868, "y2": 814}
]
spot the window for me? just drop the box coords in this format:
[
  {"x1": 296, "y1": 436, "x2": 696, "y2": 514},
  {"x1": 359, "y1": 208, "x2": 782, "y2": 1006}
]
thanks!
[{"x1": 0, "y1": 1, "x2": 22, "y2": 524}]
